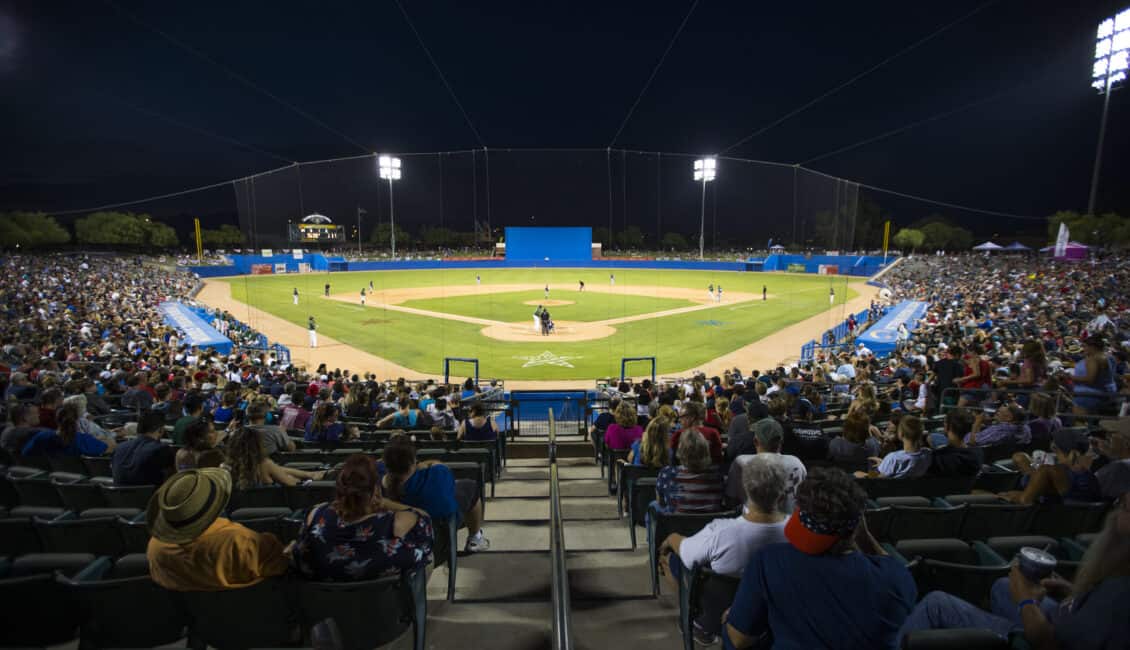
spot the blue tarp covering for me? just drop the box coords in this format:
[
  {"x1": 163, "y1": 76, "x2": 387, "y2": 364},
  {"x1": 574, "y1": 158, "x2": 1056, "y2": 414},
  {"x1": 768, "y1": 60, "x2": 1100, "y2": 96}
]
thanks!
[
  {"x1": 854, "y1": 300, "x2": 929, "y2": 357},
  {"x1": 158, "y1": 301, "x2": 233, "y2": 354}
]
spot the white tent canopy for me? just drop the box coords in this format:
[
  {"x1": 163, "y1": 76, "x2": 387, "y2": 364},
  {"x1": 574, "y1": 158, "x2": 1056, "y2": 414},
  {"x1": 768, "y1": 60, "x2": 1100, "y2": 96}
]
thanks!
[{"x1": 972, "y1": 241, "x2": 1004, "y2": 250}]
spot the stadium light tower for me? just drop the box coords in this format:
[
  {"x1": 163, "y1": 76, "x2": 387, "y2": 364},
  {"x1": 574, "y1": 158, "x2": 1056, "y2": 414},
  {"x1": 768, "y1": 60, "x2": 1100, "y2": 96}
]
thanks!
[
  {"x1": 693, "y1": 157, "x2": 717, "y2": 261},
  {"x1": 378, "y1": 155, "x2": 402, "y2": 257},
  {"x1": 1088, "y1": 7, "x2": 1130, "y2": 216}
]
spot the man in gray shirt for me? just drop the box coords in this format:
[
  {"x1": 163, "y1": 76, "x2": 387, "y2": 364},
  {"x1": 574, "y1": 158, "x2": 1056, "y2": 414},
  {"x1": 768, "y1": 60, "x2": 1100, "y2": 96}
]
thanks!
[{"x1": 246, "y1": 401, "x2": 296, "y2": 456}]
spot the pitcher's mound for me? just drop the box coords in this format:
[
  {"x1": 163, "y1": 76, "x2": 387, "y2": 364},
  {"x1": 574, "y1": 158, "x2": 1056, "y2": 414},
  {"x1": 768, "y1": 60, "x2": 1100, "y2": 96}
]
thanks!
[
  {"x1": 522, "y1": 299, "x2": 574, "y2": 307},
  {"x1": 481, "y1": 320, "x2": 615, "y2": 342}
]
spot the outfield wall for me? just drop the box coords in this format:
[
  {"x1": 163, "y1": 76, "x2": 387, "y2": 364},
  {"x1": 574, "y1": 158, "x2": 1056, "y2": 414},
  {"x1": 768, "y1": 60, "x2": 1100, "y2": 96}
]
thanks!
[{"x1": 186, "y1": 255, "x2": 884, "y2": 277}]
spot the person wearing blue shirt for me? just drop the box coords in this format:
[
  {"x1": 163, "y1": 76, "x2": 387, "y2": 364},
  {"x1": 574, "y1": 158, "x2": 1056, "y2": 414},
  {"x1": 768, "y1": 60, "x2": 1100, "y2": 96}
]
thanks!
[
  {"x1": 723, "y1": 468, "x2": 915, "y2": 649},
  {"x1": 867, "y1": 415, "x2": 932, "y2": 479},
  {"x1": 22, "y1": 402, "x2": 115, "y2": 458},
  {"x1": 381, "y1": 436, "x2": 490, "y2": 553}
]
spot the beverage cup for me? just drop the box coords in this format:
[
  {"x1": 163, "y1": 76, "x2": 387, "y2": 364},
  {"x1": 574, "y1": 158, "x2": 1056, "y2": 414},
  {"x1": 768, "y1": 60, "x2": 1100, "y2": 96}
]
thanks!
[{"x1": 1017, "y1": 546, "x2": 1057, "y2": 584}]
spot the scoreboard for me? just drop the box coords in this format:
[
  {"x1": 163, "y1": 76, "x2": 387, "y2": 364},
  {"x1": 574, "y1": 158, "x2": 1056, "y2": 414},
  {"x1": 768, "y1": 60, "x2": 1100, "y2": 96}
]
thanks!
[{"x1": 288, "y1": 223, "x2": 344, "y2": 243}]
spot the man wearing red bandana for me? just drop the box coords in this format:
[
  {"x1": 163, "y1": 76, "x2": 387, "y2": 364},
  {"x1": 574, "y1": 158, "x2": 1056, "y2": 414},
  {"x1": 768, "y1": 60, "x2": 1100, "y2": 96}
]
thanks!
[{"x1": 722, "y1": 468, "x2": 916, "y2": 649}]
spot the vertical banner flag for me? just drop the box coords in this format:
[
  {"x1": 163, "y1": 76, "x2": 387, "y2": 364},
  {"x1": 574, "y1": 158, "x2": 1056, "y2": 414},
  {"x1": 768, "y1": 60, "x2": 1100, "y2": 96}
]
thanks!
[
  {"x1": 1054, "y1": 222, "x2": 1069, "y2": 258},
  {"x1": 882, "y1": 221, "x2": 891, "y2": 255},
  {"x1": 193, "y1": 218, "x2": 203, "y2": 263}
]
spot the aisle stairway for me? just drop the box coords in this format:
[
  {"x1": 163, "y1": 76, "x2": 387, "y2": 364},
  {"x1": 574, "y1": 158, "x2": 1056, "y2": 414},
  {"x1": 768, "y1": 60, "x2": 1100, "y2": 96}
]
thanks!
[{"x1": 416, "y1": 435, "x2": 684, "y2": 650}]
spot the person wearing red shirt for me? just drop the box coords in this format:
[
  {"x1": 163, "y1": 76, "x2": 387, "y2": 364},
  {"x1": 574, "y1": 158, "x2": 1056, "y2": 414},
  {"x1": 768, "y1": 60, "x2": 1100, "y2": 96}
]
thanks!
[{"x1": 670, "y1": 402, "x2": 723, "y2": 465}]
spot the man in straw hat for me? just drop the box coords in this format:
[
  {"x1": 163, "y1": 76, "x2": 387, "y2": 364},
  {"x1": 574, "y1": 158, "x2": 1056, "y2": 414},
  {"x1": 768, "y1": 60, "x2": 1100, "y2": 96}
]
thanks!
[{"x1": 147, "y1": 469, "x2": 289, "y2": 591}]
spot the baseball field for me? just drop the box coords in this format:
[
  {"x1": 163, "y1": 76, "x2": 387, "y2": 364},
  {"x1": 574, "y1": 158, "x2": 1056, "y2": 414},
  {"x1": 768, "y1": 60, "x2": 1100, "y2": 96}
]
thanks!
[{"x1": 203, "y1": 267, "x2": 871, "y2": 382}]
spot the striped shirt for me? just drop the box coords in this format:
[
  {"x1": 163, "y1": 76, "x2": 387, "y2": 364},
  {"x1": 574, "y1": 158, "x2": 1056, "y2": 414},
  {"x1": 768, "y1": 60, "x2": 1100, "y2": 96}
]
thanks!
[{"x1": 656, "y1": 465, "x2": 724, "y2": 514}]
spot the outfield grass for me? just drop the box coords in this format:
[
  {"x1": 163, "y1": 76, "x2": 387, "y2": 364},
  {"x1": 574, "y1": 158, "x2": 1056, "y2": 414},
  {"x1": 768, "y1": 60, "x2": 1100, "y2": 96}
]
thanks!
[
  {"x1": 401, "y1": 289, "x2": 694, "y2": 322},
  {"x1": 224, "y1": 268, "x2": 857, "y2": 380}
]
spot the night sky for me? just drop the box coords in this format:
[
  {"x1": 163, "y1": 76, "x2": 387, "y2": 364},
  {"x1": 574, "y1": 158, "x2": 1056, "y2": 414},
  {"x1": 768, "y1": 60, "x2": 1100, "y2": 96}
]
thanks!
[{"x1": 1, "y1": 0, "x2": 1127, "y2": 244}]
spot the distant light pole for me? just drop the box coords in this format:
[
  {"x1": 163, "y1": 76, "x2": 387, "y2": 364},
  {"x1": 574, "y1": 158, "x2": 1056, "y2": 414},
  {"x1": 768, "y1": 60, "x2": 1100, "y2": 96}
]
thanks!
[
  {"x1": 693, "y1": 157, "x2": 717, "y2": 260},
  {"x1": 1088, "y1": 8, "x2": 1129, "y2": 215},
  {"x1": 356, "y1": 206, "x2": 366, "y2": 256},
  {"x1": 378, "y1": 155, "x2": 402, "y2": 257}
]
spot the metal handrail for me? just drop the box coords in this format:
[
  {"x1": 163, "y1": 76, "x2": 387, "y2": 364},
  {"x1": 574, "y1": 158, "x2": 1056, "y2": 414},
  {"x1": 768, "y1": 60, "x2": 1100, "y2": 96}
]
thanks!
[{"x1": 548, "y1": 410, "x2": 574, "y2": 650}]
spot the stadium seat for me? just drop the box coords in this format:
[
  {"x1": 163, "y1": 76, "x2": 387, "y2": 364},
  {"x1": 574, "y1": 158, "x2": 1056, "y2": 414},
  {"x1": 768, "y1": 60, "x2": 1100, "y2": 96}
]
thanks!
[
  {"x1": 47, "y1": 455, "x2": 88, "y2": 475},
  {"x1": 54, "y1": 478, "x2": 107, "y2": 512},
  {"x1": 285, "y1": 480, "x2": 337, "y2": 512},
  {"x1": 617, "y1": 463, "x2": 661, "y2": 518},
  {"x1": 0, "y1": 516, "x2": 44, "y2": 556},
  {"x1": 0, "y1": 552, "x2": 97, "y2": 646},
  {"x1": 972, "y1": 465, "x2": 1021, "y2": 493},
  {"x1": 61, "y1": 554, "x2": 187, "y2": 649},
  {"x1": 901, "y1": 628, "x2": 1009, "y2": 649},
  {"x1": 864, "y1": 505, "x2": 894, "y2": 541},
  {"x1": 647, "y1": 503, "x2": 737, "y2": 596},
  {"x1": 882, "y1": 500, "x2": 965, "y2": 541},
  {"x1": 297, "y1": 570, "x2": 427, "y2": 650},
  {"x1": 953, "y1": 500, "x2": 1035, "y2": 540},
  {"x1": 604, "y1": 448, "x2": 631, "y2": 494},
  {"x1": 432, "y1": 513, "x2": 459, "y2": 602},
  {"x1": 857, "y1": 475, "x2": 977, "y2": 500},
  {"x1": 678, "y1": 564, "x2": 741, "y2": 650},
  {"x1": 34, "y1": 512, "x2": 126, "y2": 557},
  {"x1": 445, "y1": 461, "x2": 488, "y2": 514},
  {"x1": 628, "y1": 476, "x2": 660, "y2": 548},
  {"x1": 228, "y1": 485, "x2": 289, "y2": 510},
  {"x1": 181, "y1": 576, "x2": 297, "y2": 650},
  {"x1": 229, "y1": 507, "x2": 294, "y2": 540},
  {"x1": 892, "y1": 539, "x2": 1009, "y2": 610},
  {"x1": 118, "y1": 512, "x2": 151, "y2": 553},
  {"x1": 1027, "y1": 500, "x2": 1109, "y2": 538},
  {"x1": 100, "y1": 484, "x2": 157, "y2": 509},
  {"x1": 81, "y1": 455, "x2": 113, "y2": 477},
  {"x1": 9, "y1": 468, "x2": 64, "y2": 507}
]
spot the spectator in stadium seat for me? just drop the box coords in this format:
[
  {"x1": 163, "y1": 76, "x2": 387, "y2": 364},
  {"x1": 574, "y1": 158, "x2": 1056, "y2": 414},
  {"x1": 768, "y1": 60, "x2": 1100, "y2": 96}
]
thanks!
[
  {"x1": 429, "y1": 397, "x2": 457, "y2": 431},
  {"x1": 211, "y1": 391, "x2": 238, "y2": 428},
  {"x1": 148, "y1": 468, "x2": 290, "y2": 591},
  {"x1": 723, "y1": 468, "x2": 916, "y2": 649},
  {"x1": 927, "y1": 408, "x2": 982, "y2": 477},
  {"x1": 292, "y1": 454, "x2": 433, "y2": 581},
  {"x1": 37, "y1": 387, "x2": 63, "y2": 429},
  {"x1": 656, "y1": 429, "x2": 724, "y2": 514},
  {"x1": 827, "y1": 411, "x2": 881, "y2": 473},
  {"x1": 176, "y1": 417, "x2": 223, "y2": 471},
  {"x1": 670, "y1": 402, "x2": 723, "y2": 465},
  {"x1": 898, "y1": 488, "x2": 1130, "y2": 648},
  {"x1": 279, "y1": 390, "x2": 311, "y2": 432},
  {"x1": 726, "y1": 399, "x2": 770, "y2": 461},
  {"x1": 376, "y1": 397, "x2": 430, "y2": 430},
  {"x1": 1025, "y1": 392, "x2": 1062, "y2": 449},
  {"x1": 22, "y1": 400, "x2": 116, "y2": 457},
  {"x1": 1094, "y1": 420, "x2": 1130, "y2": 500},
  {"x1": 589, "y1": 397, "x2": 618, "y2": 441},
  {"x1": 862, "y1": 414, "x2": 931, "y2": 479},
  {"x1": 456, "y1": 401, "x2": 497, "y2": 441},
  {"x1": 225, "y1": 427, "x2": 325, "y2": 488},
  {"x1": 604, "y1": 400, "x2": 643, "y2": 451},
  {"x1": 382, "y1": 436, "x2": 490, "y2": 553},
  {"x1": 245, "y1": 401, "x2": 296, "y2": 456},
  {"x1": 1001, "y1": 430, "x2": 1100, "y2": 505},
  {"x1": 112, "y1": 410, "x2": 176, "y2": 486},
  {"x1": 659, "y1": 455, "x2": 789, "y2": 644},
  {"x1": 306, "y1": 403, "x2": 346, "y2": 443},
  {"x1": 629, "y1": 415, "x2": 670, "y2": 468},
  {"x1": 121, "y1": 373, "x2": 154, "y2": 411},
  {"x1": 172, "y1": 392, "x2": 206, "y2": 445},
  {"x1": 727, "y1": 418, "x2": 806, "y2": 513},
  {"x1": 1073, "y1": 336, "x2": 1118, "y2": 416},
  {"x1": 931, "y1": 344, "x2": 965, "y2": 410},
  {"x1": 4, "y1": 371, "x2": 37, "y2": 401},
  {"x1": 0, "y1": 402, "x2": 49, "y2": 454},
  {"x1": 965, "y1": 404, "x2": 1031, "y2": 447},
  {"x1": 64, "y1": 393, "x2": 115, "y2": 444}
]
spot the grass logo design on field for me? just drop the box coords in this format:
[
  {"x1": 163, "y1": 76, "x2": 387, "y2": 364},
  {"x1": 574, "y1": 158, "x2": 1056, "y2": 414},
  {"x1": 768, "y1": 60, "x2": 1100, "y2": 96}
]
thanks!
[{"x1": 514, "y1": 351, "x2": 582, "y2": 368}]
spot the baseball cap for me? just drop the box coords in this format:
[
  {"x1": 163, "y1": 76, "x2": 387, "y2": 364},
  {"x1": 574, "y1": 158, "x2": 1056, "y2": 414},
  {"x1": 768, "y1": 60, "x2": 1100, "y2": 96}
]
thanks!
[{"x1": 753, "y1": 417, "x2": 783, "y2": 446}]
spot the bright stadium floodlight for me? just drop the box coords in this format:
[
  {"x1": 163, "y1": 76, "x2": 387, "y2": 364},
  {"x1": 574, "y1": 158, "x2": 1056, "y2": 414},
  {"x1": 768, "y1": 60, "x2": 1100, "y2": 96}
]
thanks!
[
  {"x1": 693, "y1": 157, "x2": 716, "y2": 260},
  {"x1": 378, "y1": 155, "x2": 402, "y2": 257},
  {"x1": 1088, "y1": 7, "x2": 1130, "y2": 215}
]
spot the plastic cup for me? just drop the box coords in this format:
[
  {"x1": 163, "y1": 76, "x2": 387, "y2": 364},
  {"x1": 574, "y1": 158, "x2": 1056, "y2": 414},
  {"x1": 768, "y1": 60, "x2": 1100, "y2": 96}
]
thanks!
[{"x1": 1017, "y1": 546, "x2": 1057, "y2": 583}]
